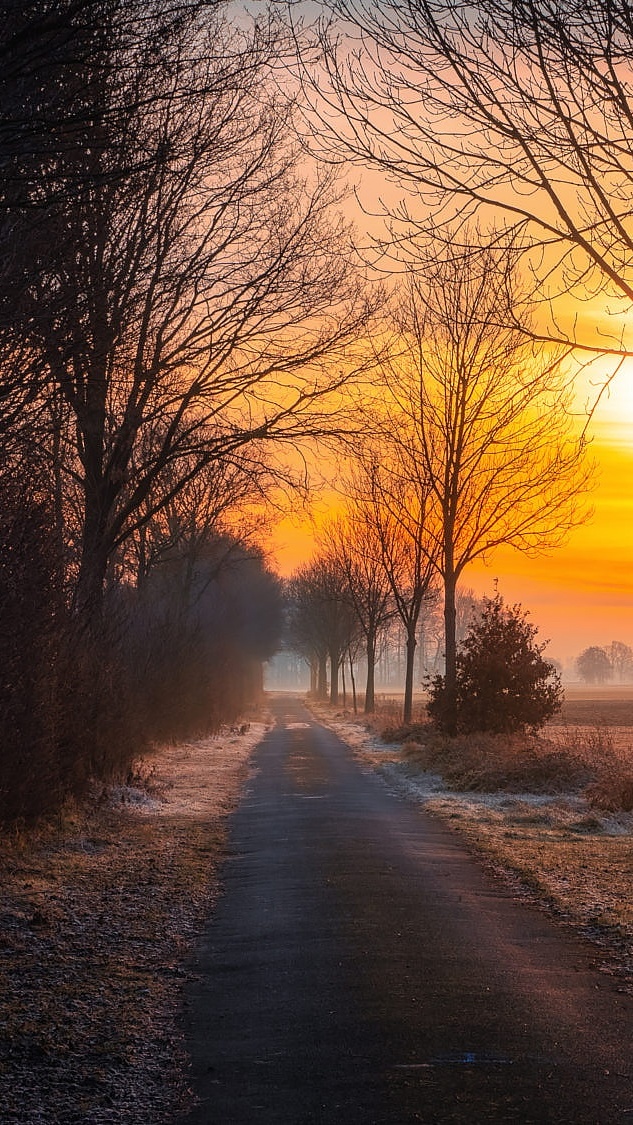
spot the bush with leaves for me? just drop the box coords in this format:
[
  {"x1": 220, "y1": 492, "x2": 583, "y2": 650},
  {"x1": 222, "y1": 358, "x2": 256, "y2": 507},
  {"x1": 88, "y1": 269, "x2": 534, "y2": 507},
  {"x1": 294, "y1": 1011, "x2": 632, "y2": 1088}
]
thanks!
[{"x1": 427, "y1": 595, "x2": 563, "y2": 735}]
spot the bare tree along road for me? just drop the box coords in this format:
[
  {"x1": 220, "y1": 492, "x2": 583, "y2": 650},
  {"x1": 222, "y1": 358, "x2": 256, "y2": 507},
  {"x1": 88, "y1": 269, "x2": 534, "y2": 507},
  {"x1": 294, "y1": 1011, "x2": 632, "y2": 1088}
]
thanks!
[{"x1": 181, "y1": 696, "x2": 633, "y2": 1124}]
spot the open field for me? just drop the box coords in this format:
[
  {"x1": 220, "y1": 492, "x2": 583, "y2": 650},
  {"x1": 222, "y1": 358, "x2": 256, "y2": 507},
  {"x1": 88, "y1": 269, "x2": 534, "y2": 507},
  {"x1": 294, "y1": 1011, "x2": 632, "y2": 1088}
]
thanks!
[
  {"x1": 551, "y1": 688, "x2": 633, "y2": 756},
  {"x1": 557, "y1": 692, "x2": 633, "y2": 729},
  {"x1": 369, "y1": 687, "x2": 633, "y2": 748}
]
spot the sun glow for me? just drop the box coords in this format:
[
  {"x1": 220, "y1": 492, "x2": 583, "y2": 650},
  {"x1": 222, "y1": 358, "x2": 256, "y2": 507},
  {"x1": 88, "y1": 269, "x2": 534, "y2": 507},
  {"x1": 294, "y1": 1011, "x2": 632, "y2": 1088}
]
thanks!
[
  {"x1": 262, "y1": 285, "x2": 633, "y2": 674},
  {"x1": 590, "y1": 379, "x2": 633, "y2": 446},
  {"x1": 266, "y1": 361, "x2": 633, "y2": 672}
]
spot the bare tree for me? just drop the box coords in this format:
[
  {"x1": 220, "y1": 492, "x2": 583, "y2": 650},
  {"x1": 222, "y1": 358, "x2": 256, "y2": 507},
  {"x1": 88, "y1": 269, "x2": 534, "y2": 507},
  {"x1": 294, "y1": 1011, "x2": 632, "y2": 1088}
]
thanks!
[
  {"x1": 608, "y1": 640, "x2": 633, "y2": 683},
  {"x1": 288, "y1": 555, "x2": 358, "y2": 704},
  {"x1": 302, "y1": 0, "x2": 633, "y2": 364},
  {"x1": 455, "y1": 587, "x2": 485, "y2": 648},
  {"x1": 9, "y1": 2, "x2": 377, "y2": 624},
  {"x1": 576, "y1": 645, "x2": 613, "y2": 685},
  {"x1": 316, "y1": 514, "x2": 393, "y2": 712},
  {"x1": 375, "y1": 243, "x2": 591, "y2": 730},
  {"x1": 123, "y1": 444, "x2": 268, "y2": 588},
  {"x1": 0, "y1": 1, "x2": 205, "y2": 451},
  {"x1": 130, "y1": 533, "x2": 284, "y2": 737},
  {"x1": 350, "y1": 453, "x2": 439, "y2": 724},
  {"x1": 286, "y1": 572, "x2": 331, "y2": 698}
]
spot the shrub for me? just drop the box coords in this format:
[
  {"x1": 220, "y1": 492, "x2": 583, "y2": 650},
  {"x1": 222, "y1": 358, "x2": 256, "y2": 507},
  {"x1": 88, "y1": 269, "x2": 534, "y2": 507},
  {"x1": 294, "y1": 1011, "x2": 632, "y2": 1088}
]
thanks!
[
  {"x1": 586, "y1": 770, "x2": 633, "y2": 812},
  {"x1": 393, "y1": 725, "x2": 591, "y2": 793},
  {"x1": 427, "y1": 594, "x2": 563, "y2": 735},
  {"x1": 0, "y1": 505, "x2": 282, "y2": 827},
  {"x1": 0, "y1": 474, "x2": 72, "y2": 822}
]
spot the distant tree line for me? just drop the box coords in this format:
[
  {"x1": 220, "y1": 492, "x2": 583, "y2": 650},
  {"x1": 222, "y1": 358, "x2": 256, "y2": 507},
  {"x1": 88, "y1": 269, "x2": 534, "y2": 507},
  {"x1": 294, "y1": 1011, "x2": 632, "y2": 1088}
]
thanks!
[
  {"x1": 576, "y1": 642, "x2": 633, "y2": 685},
  {"x1": 286, "y1": 534, "x2": 483, "y2": 720}
]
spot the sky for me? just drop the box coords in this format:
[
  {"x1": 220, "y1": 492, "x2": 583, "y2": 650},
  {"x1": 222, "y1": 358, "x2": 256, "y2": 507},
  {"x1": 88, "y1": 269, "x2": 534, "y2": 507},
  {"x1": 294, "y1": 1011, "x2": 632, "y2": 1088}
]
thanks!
[
  {"x1": 266, "y1": 405, "x2": 633, "y2": 671},
  {"x1": 251, "y1": 12, "x2": 633, "y2": 674},
  {"x1": 264, "y1": 315, "x2": 633, "y2": 673}
]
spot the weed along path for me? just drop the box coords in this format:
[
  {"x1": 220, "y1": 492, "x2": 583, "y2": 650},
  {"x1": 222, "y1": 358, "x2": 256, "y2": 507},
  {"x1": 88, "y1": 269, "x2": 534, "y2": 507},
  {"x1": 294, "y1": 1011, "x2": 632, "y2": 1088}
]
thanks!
[{"x1": 181, "y1": 696, "x2": 633, "y2": 1124}]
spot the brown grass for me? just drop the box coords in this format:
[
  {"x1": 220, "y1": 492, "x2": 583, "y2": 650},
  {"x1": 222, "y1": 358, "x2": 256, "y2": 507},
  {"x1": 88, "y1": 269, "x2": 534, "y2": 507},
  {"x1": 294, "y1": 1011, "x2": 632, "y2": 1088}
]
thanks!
[
  {"x1": 557, "y1": 696, "x2": 633, "y2": 727},
  {"x1": 0, "y1": 718, "x2": 267, "y2": 1123},
  {"x1": 364, "y1": 695, "x2": 633, "y2": 811},
  {"x1": 401, "y1": 728, "x2": 595, "y2": 794}
]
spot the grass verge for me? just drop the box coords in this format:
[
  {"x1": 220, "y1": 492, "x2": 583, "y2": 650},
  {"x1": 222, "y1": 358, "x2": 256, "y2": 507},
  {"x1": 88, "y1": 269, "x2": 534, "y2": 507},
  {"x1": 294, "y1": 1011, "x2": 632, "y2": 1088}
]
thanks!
[{"x1": 0, "y1": 719, "x2": 267, "y2": 1124}]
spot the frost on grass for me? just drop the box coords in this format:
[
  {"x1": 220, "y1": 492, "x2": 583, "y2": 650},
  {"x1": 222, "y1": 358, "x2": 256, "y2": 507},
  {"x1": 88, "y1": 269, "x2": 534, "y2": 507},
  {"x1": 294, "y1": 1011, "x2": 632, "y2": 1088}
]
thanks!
[{"x1": 0, "y1": 719, "x2": 268, "y2": 1125}]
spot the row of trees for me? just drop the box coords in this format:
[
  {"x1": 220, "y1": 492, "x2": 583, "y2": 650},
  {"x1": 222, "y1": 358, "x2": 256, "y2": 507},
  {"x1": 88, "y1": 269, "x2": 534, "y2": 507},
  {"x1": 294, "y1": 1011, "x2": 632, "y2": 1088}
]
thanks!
[
  {"x1": 287, "y1": 552, "x2": 564, "y2": 735},
  {"x1": 287, "y1": 241, "x2": 589, "y2": 729},
  {"x1": 2, "y1": 0, "x2": 375, "y2": 625},
  {"x1": 287, "y1": 549, "x2": 482, "y2": 716},
  {"x1": 0, "y1": 0, "x2": 378, "y2": 821}
]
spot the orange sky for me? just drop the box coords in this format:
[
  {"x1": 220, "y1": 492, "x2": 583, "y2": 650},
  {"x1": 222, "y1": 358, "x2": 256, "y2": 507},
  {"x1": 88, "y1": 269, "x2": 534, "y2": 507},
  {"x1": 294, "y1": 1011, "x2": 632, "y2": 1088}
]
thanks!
[
  {"x1": 262, "y1": 160, "x2": 633, "y2": 673},
  {"x1": 266, "y1": 373, "x2": 633, "y2": 672},
  {"x1": 465, "y1": 432, "x2": 633, "y2": 668}
]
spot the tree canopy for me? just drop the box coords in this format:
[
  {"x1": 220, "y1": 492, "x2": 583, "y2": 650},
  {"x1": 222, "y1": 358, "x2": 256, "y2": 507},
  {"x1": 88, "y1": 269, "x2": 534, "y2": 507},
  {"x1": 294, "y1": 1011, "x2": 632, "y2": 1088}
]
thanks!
[{"x1": 307, "y1": 0, "x2": 633, "y2": 359}]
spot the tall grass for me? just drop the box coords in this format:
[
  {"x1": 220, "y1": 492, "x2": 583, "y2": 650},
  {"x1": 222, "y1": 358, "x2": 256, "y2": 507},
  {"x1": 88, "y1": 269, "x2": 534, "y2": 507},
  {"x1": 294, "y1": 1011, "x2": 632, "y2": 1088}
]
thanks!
[{"x1": 374, "y1": 707, "x2": 633, "y2": 811}]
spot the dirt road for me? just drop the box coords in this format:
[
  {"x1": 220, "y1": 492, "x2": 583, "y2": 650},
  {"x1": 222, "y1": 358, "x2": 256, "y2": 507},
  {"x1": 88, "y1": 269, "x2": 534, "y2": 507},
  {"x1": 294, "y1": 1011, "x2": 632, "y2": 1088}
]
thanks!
[{"x1": 181, "y1": 696, "x2": 633, "y2": 1123}]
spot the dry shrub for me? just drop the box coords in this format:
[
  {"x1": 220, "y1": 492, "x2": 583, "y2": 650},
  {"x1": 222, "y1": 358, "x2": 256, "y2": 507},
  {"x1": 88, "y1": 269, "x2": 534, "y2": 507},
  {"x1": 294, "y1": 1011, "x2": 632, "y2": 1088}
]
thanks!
[
  {"x1": 586, "y1": 771, "x2": 633, "y2": 812},
  {"x1": 0, "y1": 473, "x2": 150, "y2": 824},
  {"x1": 123, "y1": 605, "x2": 258, "y2": 747},
  {"x1": 387, "y1": 717, "x2": 633, "y2": 809},
  {"x1": 0, "y1": 476, "x2": 75, "y2": 823},
  {"x1": 559, "y1": 726, "x2": 633, "y2": 812},
  {"x1": 382, "y1": 719, "x2": 428, "y2": 745},
  {"x1": 550, "y1": 723, "x2": 616, "y2": 762},
  {"x1": 57, "y1": 621, "x2": 149, "y2": 787},
  {"x1": 383, "y1": 720, "x2": 621, "y2": 795},
  {"x1": 371, "y1": 700, "x2": 429, "y2": 744},
  {"x1": 0, "y1": 489, "x2": 278, "y2": 827},
  {"x1": 344, "y1": 697, "x2": 633, "y2": 810}
]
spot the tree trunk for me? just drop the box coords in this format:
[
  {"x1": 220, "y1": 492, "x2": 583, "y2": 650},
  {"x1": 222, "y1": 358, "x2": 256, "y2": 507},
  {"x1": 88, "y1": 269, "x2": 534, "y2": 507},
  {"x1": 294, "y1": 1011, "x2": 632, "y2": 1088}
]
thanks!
[
  {"x1": 403, "y1": 630, "x2": 417, "y2": 725},
  {"x1": 76, "y1": 519, "x2": 109, "y2": 626},
  {"x1": 317, "y1": 653, "x2": 328, "y2": 700},
  {"x1": 330, "y1": 646, "x2": 340, "y2": 705},
  {"x1": 74, "y1": 340, "x2": 110, "y2": 626},
  {"x1": 349, "y1": 651, "x2": 357, "y2": 715},
  {"x1": 443, "y1": 565, "x2": 458, "y2": 735},
  {"x1": 364, "y1": 632, "x2": 376, "y2": 713}
]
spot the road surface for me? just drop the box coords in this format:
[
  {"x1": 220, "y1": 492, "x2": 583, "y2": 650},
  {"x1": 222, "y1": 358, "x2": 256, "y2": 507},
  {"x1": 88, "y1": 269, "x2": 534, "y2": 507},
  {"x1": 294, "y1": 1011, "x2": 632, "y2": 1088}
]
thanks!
[{"x1": 181, "y1": 695, "x2": 633, "y2": 1123}]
